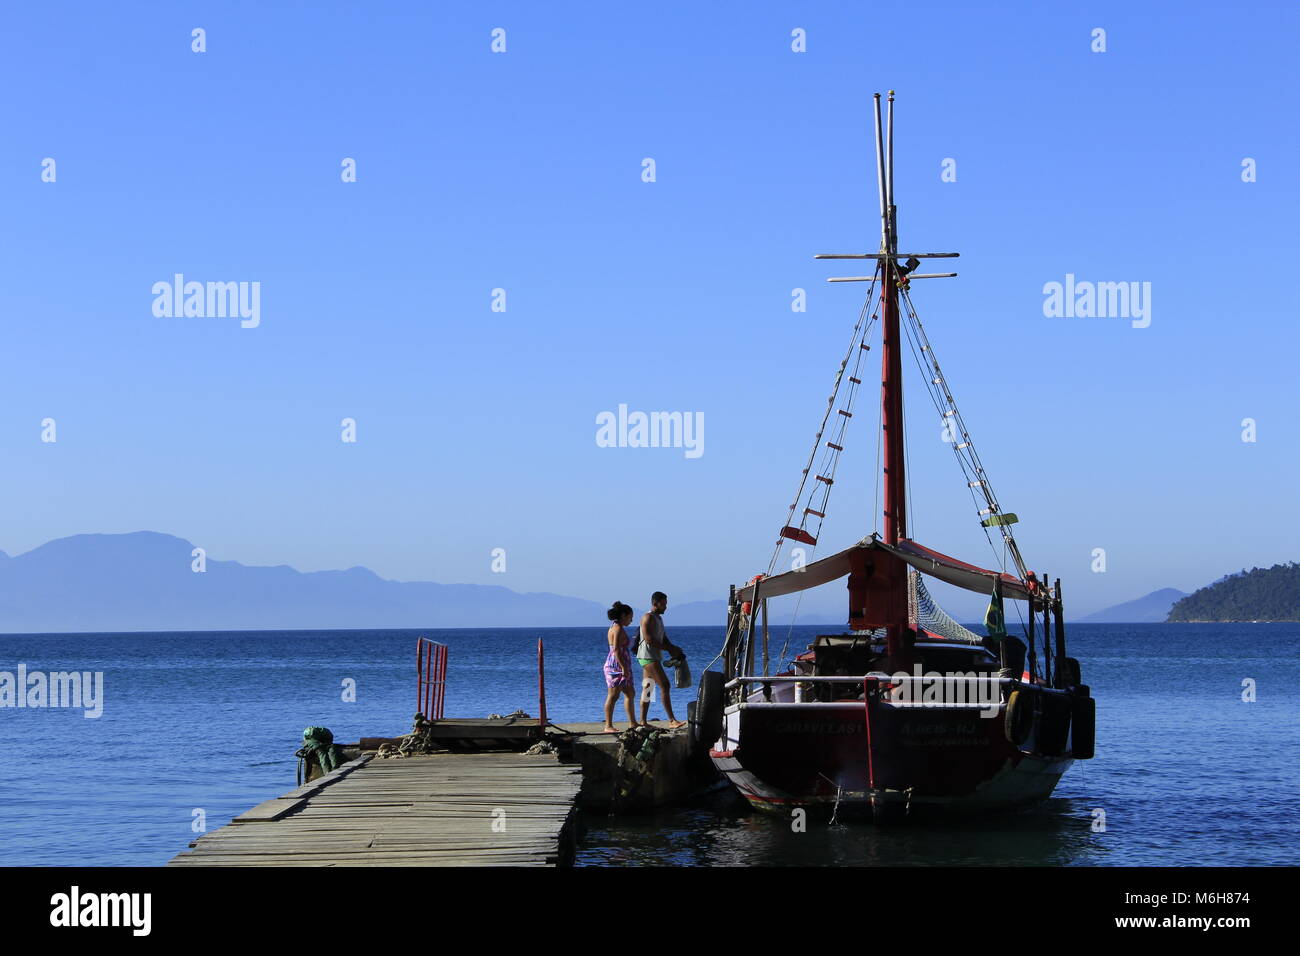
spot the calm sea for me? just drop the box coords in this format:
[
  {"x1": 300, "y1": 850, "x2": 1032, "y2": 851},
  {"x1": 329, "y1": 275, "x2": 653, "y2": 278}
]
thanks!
[{"x1": 1, "y1": 624, "x2": 1295, "y2": 866}]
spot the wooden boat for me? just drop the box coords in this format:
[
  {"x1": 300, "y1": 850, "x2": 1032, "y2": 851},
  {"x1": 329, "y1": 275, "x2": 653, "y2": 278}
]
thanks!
[{"x1": 700, "y1": 93, "x2": 1095, "y2": 822}]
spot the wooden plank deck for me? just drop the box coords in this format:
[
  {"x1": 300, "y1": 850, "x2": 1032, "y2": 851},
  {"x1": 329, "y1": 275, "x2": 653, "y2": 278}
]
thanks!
[{"x1": 168, "y1": 751, "x2": 584, "y2": 867}]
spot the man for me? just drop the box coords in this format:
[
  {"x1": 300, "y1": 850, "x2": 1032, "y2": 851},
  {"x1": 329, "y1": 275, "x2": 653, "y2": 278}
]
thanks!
[{"x1": 637, "y1": 591, "x2": 686, "y2": 729}]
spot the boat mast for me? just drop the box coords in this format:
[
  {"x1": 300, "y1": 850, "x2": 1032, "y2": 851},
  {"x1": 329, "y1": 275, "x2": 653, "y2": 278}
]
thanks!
[
  {"x1": 876, "y1": 92, "x2": 908, "y2": 662},
  {"x1": 877, "y1": 91, "x2": 905, "y2": 547}
]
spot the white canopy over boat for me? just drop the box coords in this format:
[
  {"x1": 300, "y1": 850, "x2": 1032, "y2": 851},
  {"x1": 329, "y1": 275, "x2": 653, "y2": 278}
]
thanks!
[{"x1": 737, "y1": 536, "x2": 1037, "y2": 604}]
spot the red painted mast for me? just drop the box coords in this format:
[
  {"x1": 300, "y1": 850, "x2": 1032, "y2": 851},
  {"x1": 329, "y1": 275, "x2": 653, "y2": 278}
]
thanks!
[
  {"x1": 880, "y1": 262, "x2": 905, "y2": 544},
  {"x1": 876, "y1": 92, "x2": 908, "y2": 664},
  {"x1": 881, "y1": 264, "x2": 906, "y2": 529}
]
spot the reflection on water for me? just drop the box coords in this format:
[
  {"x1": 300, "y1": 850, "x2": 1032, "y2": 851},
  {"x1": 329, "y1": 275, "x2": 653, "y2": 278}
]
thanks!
[{"x1": 577, "y1": 788, "x2": 1104, "y2": 867}]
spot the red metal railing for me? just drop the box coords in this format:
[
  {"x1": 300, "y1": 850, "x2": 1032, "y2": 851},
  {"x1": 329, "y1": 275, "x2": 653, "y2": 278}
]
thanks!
[{"x1": 416, "y1": 638, "x2": 448, "y2": 720}]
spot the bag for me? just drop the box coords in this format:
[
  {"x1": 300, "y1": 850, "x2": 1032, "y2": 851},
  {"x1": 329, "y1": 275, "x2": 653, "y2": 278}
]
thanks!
[
  {"x1": 630, "y1": 627, "x2": 642, "y2": 659},
  {"x1": 672, "y1": 655, "x2": 691, "y2": 689}
]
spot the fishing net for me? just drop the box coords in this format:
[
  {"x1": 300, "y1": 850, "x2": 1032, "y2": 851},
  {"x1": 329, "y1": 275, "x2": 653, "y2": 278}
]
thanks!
[{"x1": 909, "y1": 570, "x2": 983, "y2": 644}]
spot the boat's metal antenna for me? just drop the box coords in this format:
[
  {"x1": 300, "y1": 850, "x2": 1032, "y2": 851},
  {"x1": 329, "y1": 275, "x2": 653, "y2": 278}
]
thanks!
[{"x1": 872, "y1": 93, "x2": 888, "y2": 251}]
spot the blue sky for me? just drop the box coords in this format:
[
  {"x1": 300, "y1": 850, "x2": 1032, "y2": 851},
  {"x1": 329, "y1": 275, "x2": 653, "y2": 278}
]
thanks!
[{"x1": 1, "y1": 1, "x2": 1297, "y2": 619}]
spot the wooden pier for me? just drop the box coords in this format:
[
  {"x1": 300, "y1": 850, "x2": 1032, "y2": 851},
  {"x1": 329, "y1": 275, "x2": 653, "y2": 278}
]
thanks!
[
  {"x1": 169, "y1": 749, "x2": 584, "y2": 867},
  {"x1": 168, "y1": 634, "x2": 716, "y2": 866}
]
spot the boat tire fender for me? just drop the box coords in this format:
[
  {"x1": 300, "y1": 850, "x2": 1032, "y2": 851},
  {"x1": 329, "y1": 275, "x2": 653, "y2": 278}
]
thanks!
[
  {"x1": 694, "y1": 670, "x2": 725, "y2": 754},
  {"x1": 1059, "y1": 657, "x2": 1082, "y2": 689},
  {"x1": 1037, "y1": 693, "x2": 1072, "y2": 756},
  {"x1": 1004, "y1": 688, "x2": 1033, "y2": 746},
  {"x1": 1071, "y1": 694, "x2": 1096, "y2": 759}
]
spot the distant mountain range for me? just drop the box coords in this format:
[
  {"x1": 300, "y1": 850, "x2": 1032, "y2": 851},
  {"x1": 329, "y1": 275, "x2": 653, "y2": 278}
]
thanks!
[
  {"x1": 1077, "y1": 588, "x2": 1188, "y2": 624},
  {"x1": 0, "y1": 532, "x2": 613, "y2": 632},
  {"x1": 0, "y1": 531, "x2": 831, "y2": 633},
  {"x1": 4, "y1": 531, "x2": 1280, "y2": 632}
]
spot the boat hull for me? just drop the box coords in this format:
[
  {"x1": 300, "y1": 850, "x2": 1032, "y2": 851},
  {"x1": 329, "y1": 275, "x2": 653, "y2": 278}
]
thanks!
[{"x1": 710, "y1": 698, "x2": 1074, "y2": 818}]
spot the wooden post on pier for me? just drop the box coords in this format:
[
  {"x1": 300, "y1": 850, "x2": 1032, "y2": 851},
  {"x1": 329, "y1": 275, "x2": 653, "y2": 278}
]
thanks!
[{"x1": 537, "y1": 637, "x2": 548, "y2": 729}]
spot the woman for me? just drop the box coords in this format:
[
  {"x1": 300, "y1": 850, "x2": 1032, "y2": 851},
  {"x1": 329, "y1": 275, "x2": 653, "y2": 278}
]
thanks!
[{"x1": 602, "y1": 601, "x2": 638, "y2": 732}]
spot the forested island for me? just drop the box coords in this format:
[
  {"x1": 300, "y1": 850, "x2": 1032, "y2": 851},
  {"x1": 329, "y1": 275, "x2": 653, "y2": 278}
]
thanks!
[{"x1": 1166, "y1": 562, "x2": 1300, "y2": 622}]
